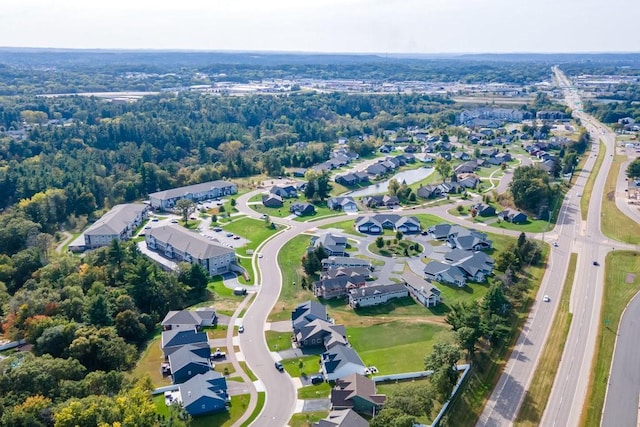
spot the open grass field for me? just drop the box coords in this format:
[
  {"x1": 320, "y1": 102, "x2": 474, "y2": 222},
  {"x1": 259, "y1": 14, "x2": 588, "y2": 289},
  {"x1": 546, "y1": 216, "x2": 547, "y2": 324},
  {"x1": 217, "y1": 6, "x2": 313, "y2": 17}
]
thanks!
[
  {"x1": 581, "y1": 141, "x2": 605, "y2": 220},
  {"x1": 289, "y1": 411, "x2": 329, "y2": 427},
  {"x1": 268, "y1": 234, "x2": 316, "y2": 322},
  {"x1": 581, "y1": 250, "x2": 640, "y2": 426},
  {"x1": 601, "y1": 154, "x2": 640, "y2": 245},
  {"x1": 318, "y1": 219, "x2": 363, "y2": 237},
  {"x1": 348, "y1": 320, "x2": 453, "y2": 374},
  {"x1": 221, "y1": 217, "x2": 281, "y2": 252},
  {"x1": 206, "y1": 276, "x2": 246, "y2": 314},
  {"x1": 516, "y1": 253, "x2": 577, "y2": 426},
  {"x1": 132, "y1": 335, "x2": 171, "y2": 387}
]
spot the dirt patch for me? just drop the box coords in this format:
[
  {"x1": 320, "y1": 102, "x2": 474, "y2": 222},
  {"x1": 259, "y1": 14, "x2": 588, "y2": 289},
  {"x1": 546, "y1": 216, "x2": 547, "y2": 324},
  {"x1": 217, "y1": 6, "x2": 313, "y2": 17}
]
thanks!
[
  {"x1": 625, "y1": 273, "x2": 636, "y2": 284},
  {"x1": 606, "y1": 191, "x2": 615, "y2": 202}
]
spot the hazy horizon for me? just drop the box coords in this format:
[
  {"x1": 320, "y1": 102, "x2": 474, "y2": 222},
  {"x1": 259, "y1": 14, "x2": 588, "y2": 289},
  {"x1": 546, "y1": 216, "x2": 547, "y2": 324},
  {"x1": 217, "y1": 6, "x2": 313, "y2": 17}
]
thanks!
[{"x1": 2, "y1": 0, "x2": 638, "y2": 54}]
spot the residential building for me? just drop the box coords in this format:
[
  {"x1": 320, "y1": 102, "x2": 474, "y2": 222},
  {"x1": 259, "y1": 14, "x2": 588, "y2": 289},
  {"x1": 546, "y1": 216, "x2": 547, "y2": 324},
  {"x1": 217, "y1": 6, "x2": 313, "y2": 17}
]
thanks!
[
  {"x1": 149, "y1": 180, "x2": 236, "y2": 210},
  {"x1": 295, "y1": 319, "x2": 348, "y2": 349},
  {"x1": 331, "y1": 374, "x2": 386, "y2": 415},
  {"x1": 320, "y1": 267, "x2": 372, "y2": 281},
  {"x1": 424, "y1": 261, "x2": 468, "y2": 287},
  {"x1": 321, "y1": 344, "x2": 368, "y2": 381},
  {"x1": 498, "y1": 209, "x2": 528, "y2": 224},
  {"x1": 458, "y1": 175, "x2": 480, "y2": 189},
  {"x1": 290, "y1": 203, "x2": 316, "y2": 216},
  {"x1": 83, "y1": 204, "x2": 149, "y2": 249},
  {"x1": 179, "y1": 371, "x2": 229, "y2": 417},
  {"x1": 472, "y1": 203, "x2": 496, "y2": 217},
  {"x1": 161, "y1": 328, "x2": 209, "y2": 357},
  {"x1": 327, "y1": 197, "x2": 358, "y2": 212},
  {"x1": 417, "y1": 184, "x2": 443, "y2": 199},
  {"x1": 262, "y1": 194, "x2": 284, "y2": 208},
  {"x1": 168, "y1": 344, "x2": 212, "y2": 384},
  {"x1": 427, "y1": 224, "x2": 492, "y2": 251},
  {"x1": 145, "y1": 225, "x2": 236, "y2": 275},
  {"x1": 314, "y1": 274, "x2": 368, "y2": 299},
  {"x1": 314, "y1": 409, "x2": 368, "y2": 427},
  {"x1": 362, "y1": 195, "x2": 399, "y2": 209},
  {"x1": 292, "y1": 300, "x2": 328, "y2": 333},
  {"x1": 312, "y1": 233, "x2": 349, "y2": 257},
  {"x1": 348, "y1": 283, "x2": 409, "y2": 308},
  {"x1": 404, "y1": 282, "x2": 442, "y2": 308},
  {"x1": 270, "y1": 185, "x2": 298, "y2": 198},
  {"x1": 355, "y1": 214, "x2": 420, "y2": 234},
  {"x1": 365, "y1": 163, "x2": 388, "y2": 177},
  {"x1": 161, "y1": 308, "x2": 217, "y2": 330}
]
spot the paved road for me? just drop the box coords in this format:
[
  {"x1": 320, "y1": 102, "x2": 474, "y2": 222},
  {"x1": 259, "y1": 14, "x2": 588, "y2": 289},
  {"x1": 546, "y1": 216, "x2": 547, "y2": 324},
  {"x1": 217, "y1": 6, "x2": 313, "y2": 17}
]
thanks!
[{"x1": 478, "y1": 66, "x2": 635, "y2": 427}]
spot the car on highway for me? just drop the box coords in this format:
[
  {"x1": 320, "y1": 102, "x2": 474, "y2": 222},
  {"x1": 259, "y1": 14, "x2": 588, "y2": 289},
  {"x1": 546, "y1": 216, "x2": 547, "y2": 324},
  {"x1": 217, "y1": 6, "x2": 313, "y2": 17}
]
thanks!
[
  {"x1": 543, "y1": 295, "x2": 551, "y2": 302},
  {"x1": 275, "y1": 362, "x2": 284, "y2": 372}
]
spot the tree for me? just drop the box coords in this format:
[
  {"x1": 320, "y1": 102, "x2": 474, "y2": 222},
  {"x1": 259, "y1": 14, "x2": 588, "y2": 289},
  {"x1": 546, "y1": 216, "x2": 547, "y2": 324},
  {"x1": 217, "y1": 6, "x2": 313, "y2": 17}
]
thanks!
[
  {"x1": 424, "y1": 342, "x2": 461, "y2": 399},
  {"x1": 395, "y1": 231, "x2": 403, "y2": 241},
  {"x1": 457, "y1": 326, "x2": 479, "y2": 359},
  {"x1": 230, "y1": 198, "x2": 236, "y2": 207},
  {"x1": 388, "y1": 178, "x2": 400, "y2": 196},
  {"x1": 495, "y1": 244, "x2": 521, "y2": 272},
  {"x1": 435, "y1": 158, "x2": 452, "y2": 183},
  {"x1": 509, "y1": 165, "x2": 553, "y2": 212},
  {"x1": 1, "y1": 395, "x2": 53, "y2": 427},
  {"x1": 375, "y1": 236, "x2": 385, "y2": 249},
  {"x1": 114, "y1": 310, "x2": 147, "y2": 343},
  {"x1": 175, "y1": 199, "x2": 196, "y2": 222},
  {"x1": 370, "y1": 408, "x2": 416, "y2": 427},
  {"x1": 627, "y1": 158, "x2": 640, "y2": 179},
  {"x1": 385, "y1": 382, "x2": 434, "y2": 418}
]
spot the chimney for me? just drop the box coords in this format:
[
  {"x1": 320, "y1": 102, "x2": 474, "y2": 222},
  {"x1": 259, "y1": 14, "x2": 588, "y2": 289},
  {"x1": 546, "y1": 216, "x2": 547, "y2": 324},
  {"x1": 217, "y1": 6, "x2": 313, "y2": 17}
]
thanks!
[{"x1": 188, "y1": 391, "x2": 191, "y2": 397}]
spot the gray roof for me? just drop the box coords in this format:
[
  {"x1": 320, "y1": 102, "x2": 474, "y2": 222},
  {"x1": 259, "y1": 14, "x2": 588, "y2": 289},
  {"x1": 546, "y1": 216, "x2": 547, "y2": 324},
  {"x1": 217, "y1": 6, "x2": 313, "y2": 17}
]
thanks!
[
  {"x1": 315, "y1": 233, "x2": 347, "y2": 248},
  {"x1": 321, "y1": 256, "x2": 372, "y2": 268},
  {"x1": 322, "y1": 344, "x2": 366, "y2": 375},
  {"x1": 147, "y1": 225, "x2": 235, "y2": 260},
  {"x1": 321, "y1": 267, "x2": 371, "y2": 280},
  {"x1": 314, "y1": 409, "x2": 369, "y2": 427},
  {"x1": 349, "y1": 283, "x2": 408, "y2": 298},
  {"x1": 179, "y1": 371, "x2": 228, "y2": 410},
  {"x1": 149, "y1": 180, "x2": 235, "y2": 200},
  {"x1": 85, "y1": 204, "x2": 147, "y2": 236},
  {"x1": 292, "y1": 300, "x2": 327, "y2": 331},
  {"x1": 424, "y1": 261, "x2": 452, "y2": 276},
  {"x1": 161, "y1": 328, "x2": 208, "y2": 350},
  {"x1": 168, "y1": 344, "x2": 211, "y2": 375},
  {"x1": 161, "y1": 309, "x2": 216, "y2": 327}
]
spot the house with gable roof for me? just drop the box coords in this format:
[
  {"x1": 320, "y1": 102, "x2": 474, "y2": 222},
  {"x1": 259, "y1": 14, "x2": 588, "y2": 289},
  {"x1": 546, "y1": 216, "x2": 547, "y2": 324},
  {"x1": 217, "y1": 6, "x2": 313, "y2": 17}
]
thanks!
[
  {"x1": 292, "y1": 300, "x2": 328, "y2": 333},
  {"x1": 321, "y1": 344, "x2": 368, "y2": 381},
  {"x1": 423, "y1": 261, "x2": 468, "y2": 287},
  {"x1": 168, "y1": 343, "x2": 213, "y2": 384},
  {"x1": 161, "y1": 328, "x2": 209, "y2": 358},
  {"x1": 161, "y1": 308, "x2": 217, "y2": 330},
  {"x1": 179, "y1": 371, "x2": 229, "y2": 416},
  {"x1": 312, "y1": 233, "x2": 349, "y2": 257},
  {"x1": 331, "y1": 373, "x2": 386, "y2": 415},
  {"x1": 327, "y1": 196, "x2": 358, "y2": 212},
  {"x1": 295, "y1": 319, "x2": 348, "y2": 349},
  {"x1": 314, "y1": 409, "x2": 369, "y2": 427}
]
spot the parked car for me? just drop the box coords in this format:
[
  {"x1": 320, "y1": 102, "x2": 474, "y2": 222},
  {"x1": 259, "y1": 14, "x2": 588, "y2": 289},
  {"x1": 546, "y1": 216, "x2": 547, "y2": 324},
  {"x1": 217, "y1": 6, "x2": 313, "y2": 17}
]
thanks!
[
  {"x1": 226, "y1": 232, "x2": 233, "y2": 237},
  {"x1": 233, "y1": 287, "x2": 247, "y2": 296},
  {"x1": 151, "y1": 217, "x2": 159, "y2": 222},
  {"x1": 211, "y1": 348, "x2": 226, "y2": 359},
  {"x1": 233, "y1": 236, "x2": 240, "y2": 240},
  {"x1": 171, "y1": 219, "x2": 179, "y2": 224},
  {"x1": 275, "y1": 362, "x2": 284, "y2": 372},
  {"x1": 310, "y1": 375, "x2": 324, "y2": 385},
  {"x1": 238, "y1": 325, "x2": 245, "y2": 333}
]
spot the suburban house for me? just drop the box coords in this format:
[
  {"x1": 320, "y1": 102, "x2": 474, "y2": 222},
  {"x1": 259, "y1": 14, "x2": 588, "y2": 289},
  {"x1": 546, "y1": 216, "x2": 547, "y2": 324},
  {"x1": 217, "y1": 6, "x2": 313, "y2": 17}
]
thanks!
[
  {"x1": 498, "y1": 209, "x2": 528, "y2": 223},
  {"x1": 348, "y1": 283, "x2": 409, "y2": 308},
  {"x1": 454, "y1": 161, "x2": 478, "y2": 175},
  {"x1": 404, "y1": 281, "x2": 442, "y2": 308},
  {"x1": 149, "y1": 180, "x2": 237, "y2": 210},
  {"x1": 320, "y1": 267, "x2": 372, "y2": 281},
  {"x1": 179, "y1": 371, "x2": 229, "y2": 417},
  {"x1": 424, "y1": 261, "x2": 468, "y2": 287},
  {"x1": 314, "y1": 273, "x2": 369, "y2": 299},
  {"x1": 321, "y1": 256, "x2": 372, "y2": 270},
  {"x1": 270, "y1": 185, "x2": 298, "y2": 198},
  {"x1": 362, "y1": 195, "x2": 399, "y2": 209},
  {"x1": 446, "y1": 250, "x2": 494, "y2": 282},
  {"x1": 312, "y1": 233, "x2": 349, "y2": 257},
  {"x1": 295, "y1": 319, "x2": 348, "y2": 349},
  {"x1": 458, "y1": 175, "x2": 480, "y2": 189},
  {"x1": 161, "y1": 328, "x2": 209, "y2": 357},
  {"x1": 168, "y1": 344, "x2": 213, "y2": 384},
  {"x1": 327, "y1": 197, "x2": 358, "y2": 212},
  {"x1": 427, "y1": 224, "x2": 492, "y2": 251},
  {"x1": 292, "y1": 300, "x2": 329, "y2": 333},
  {"x1": 161, "y1": 308, "x2": 217, "y2": 330},
  {"x1": 321, "y1": 344, "x2": 368, "y2": 381},
  {"x1": 145, "y1": 225, "x2": 236, "y2": 275},
  {"x1": 83, "y1": 203, "x2": 149, "y2": 249},
  {"x1": 262, "y1": 194, "x2": 284, "y2": 208},
  {"x1": 355, "y1": 214, "x2": 420, "y2": 234},
  {"x1": 331, "y1": 374, "x2": 386, "y2": 415},
  {"x1": 365, "y1": 163, "x2": 389, "y2": 178},
  {"x1": 472, "y1": 203, "x2": 496, "y2": 217},
  {"x1": 291, "y1": 168, "x2": 307, "y2": 177},
  {"x1": 453, "y1": 151, "x2": 472, "y2": 161},
  {"x1": 290, "y1": 203, "x2": 316, "y2": 216},
  {"x1": 417, "y1": 184, "x2": 443, "y2": 199},
  {"x1": 314, "y1": 409, "x2": 369, "y2": 427},
  {"x1": 379, "y1": 144, "x2": 393, "y2": 153},
  {"x1": 335, "y1": 173, "x2": 369, "y2": 187}
]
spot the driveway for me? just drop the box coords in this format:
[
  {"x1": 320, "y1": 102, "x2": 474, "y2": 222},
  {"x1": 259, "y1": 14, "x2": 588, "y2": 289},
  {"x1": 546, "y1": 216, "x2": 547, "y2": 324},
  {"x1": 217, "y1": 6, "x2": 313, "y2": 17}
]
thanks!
[
  {"x1": 302, "y1": 398, "x2": 331, "y2": 412},
  {"x1": 278, "y1": 347, "x2": 324, "y2": 360},
  {"x1": 226, "y1": 380, "x2": 253, "y2": 396}
]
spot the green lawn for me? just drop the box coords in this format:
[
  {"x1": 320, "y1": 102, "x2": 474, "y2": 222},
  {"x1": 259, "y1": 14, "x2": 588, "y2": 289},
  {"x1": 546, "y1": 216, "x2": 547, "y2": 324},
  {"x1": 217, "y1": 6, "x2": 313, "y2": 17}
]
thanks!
[
  {"x1": 324, "y1": 296, "x2": 441, "y2": 328},
  {"x1": 489, "y1": 218, "x2": 554, "y2": 233},
  {"x1": 265, "y1": 330, "x2": 293, "y2": 352},
  {"x1": 582, "y1": 250, "x2": 640, "y2": 426},
  {"x1": 601, "y1": 154, "x2": 640, "y2": 244},
  {"x1": 221, "y1": 217, "x2": 281, "y2": 252},
  {"x1": 238, "y1": 361, "x2": 258, "y2": 382},
  {"x1": 581, "y1": 141, "x2": 605, "y2": 220},
  {"x1": 298, "y1": 382, "x2": 332, "y2": 399},
  {"x1": 348, "y1": 321, "x2": 453, "y2": 374},
  {"x1": 153, "y1": 393, "x2": 250, "y2": 427},
  {"x1": 132, "y1": 335, "x2": 171, "y2": 387},
  {"x1": 318, "y1": 219, "x2": 363, "y2": 237},
  {"x1": 240, "y1": 392, "x2": 266, "y2": 427},
  {"x1": 206, "y1": 276, "x2": 246, "y2": 314},
  {"x1": 368, "y1": 239, "x2": 423, "y2": 257},
  {"x1": 269, "y1": 234, "x2": 316, "y2": 321},
  {"x1": 516, "y1": 253, "x2": 577, "y2": 426},
  {"x1": 204, "y1": 324, "x2": 228, "y2": 340},
  {"x1": 281, "y1": 355, "x2": 323, "y2": 378},
  {"x1": 289, "y1": 411, "x2": 329, "y2": 427}
]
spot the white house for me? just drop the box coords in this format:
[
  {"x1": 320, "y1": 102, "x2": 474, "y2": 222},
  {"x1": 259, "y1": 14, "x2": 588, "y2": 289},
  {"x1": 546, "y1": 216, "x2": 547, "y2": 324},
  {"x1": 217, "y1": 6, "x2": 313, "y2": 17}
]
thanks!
[
  {"x1": 84, "y1": 203, "x2": 149, "y2": 249},
  {"x1": 348, "y1": 284, "x2": 409, "y2": 308}
]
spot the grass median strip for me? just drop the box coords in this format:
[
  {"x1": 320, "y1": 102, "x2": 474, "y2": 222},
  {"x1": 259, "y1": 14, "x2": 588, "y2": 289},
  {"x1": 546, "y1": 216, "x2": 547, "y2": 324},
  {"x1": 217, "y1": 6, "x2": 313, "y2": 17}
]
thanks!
[
  {"x1": 581, "y1": 250, "x2": 640, "y2": 426},
  {"x1": 581, "y1": 141, "x2": 605, "y2": 220},
  {"x1": 240, "y1": 391, "x2": 266, "y2": 427},
  {"x1": 515, "y1": 253, "x2": 577, "y2": 426}
]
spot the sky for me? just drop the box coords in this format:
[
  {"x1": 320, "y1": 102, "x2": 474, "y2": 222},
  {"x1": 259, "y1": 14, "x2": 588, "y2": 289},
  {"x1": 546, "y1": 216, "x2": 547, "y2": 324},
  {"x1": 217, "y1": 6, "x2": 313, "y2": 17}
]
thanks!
[{"x1": 1, "y1": 0, "x2": 638, "y2": 54}]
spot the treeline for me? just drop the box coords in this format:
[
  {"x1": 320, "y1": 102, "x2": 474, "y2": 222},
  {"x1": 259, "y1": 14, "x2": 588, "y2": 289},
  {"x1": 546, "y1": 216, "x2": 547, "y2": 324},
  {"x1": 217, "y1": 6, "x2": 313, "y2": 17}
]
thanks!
[{"x1": 584, "y1": 100, "x2": 640, "y2": 124}]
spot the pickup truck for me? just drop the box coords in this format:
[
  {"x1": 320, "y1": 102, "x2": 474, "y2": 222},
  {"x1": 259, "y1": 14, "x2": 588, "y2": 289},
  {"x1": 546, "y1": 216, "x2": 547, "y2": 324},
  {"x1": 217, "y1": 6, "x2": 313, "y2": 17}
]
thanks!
[{"x1": 210, "y1": 348, "x2": 226, "y2": 360}]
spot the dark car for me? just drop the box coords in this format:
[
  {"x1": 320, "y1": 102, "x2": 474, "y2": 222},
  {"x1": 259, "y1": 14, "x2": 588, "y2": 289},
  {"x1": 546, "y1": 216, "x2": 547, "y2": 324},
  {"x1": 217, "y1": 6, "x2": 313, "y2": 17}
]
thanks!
[
  {"x1": 310, "y1": 375, "x2": 324, "y2": 385},
  {"x1": 593, "y1": 261, "x2": 599, "y2": 266},
  {"x1": 275, "y1": 362, "x2": 284, "y2": 372}
]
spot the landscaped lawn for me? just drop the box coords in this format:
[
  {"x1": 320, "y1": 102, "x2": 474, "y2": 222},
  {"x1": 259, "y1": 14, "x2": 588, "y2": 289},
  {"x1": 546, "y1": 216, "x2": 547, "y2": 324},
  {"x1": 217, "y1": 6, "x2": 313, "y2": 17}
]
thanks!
[
  {"x1": 191, "y1": 394, "x2": 251, "y2": 427},
  {"x1": 221, "y1": 217, "x2": 281, "y2": 252},
  {"x1": 489, "y1": 218, "x2": 554, "y2": 233},
  {"x1": 581, "y1": 141, "x2": 605, "y2": 220},
  {"x1": 204, "y1": 324, "x2": 228, "y2": 340},
  {"x1": 582, "y1": 250, "x2": 640, "y2": 426},
  {"x1": 240, "y1": 392, "x2": 265, "y2": 427},
  {"x1": 281, "y1": 355, "x2": 323, "y2": 379},
  {"x1": 298, "y1": 382, "x2": 331, "y2": 399},
  {"x1": 348, "y1": 320, "x2": 453, "y2": 374},
  {"x1": 289, "y1": 411, "x2": 329, "y2": 427},
  {"x1": 368, "y1": 239, "x2": 423, "y2": 257},
  {"x1": 601, "y1": 154, "x2": 640, "y2": 244},
  {"x1": 319, "y1": 219, "x2": 363, "y2": 237},
  {"x1": 269, "y1": 234, "x2": 317, "y2": 322},
  {"x1": 207, "y1": 276, "x2": 246, "y2": 314},
  {"x1": 324, "y1": 296, "x2": 441, "y2": 327},
  {"x1": 265, "y1": 330, "x2": 293, "y2": 352}
]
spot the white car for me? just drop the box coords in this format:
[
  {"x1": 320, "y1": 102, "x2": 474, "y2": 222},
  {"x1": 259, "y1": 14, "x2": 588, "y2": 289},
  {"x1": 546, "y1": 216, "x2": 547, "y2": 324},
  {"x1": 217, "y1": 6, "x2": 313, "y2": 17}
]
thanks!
[{"x1": 543, "y1": 295, "x2": 551, "y2": 302}]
